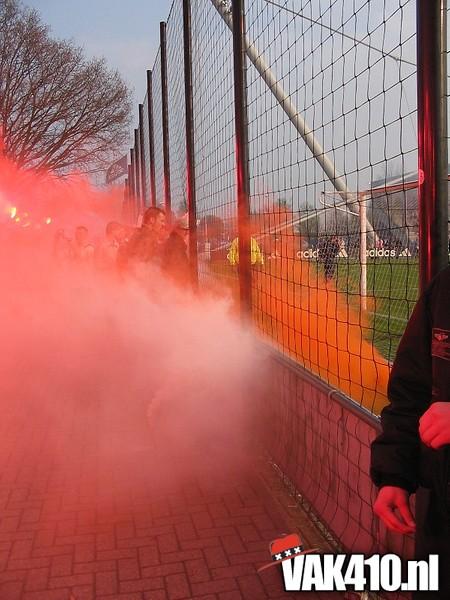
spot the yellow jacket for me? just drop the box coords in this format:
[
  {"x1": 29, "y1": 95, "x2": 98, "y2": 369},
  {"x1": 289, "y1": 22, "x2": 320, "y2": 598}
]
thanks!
[{"x1": 227, "y1": 237, "x2": 264, "y2": 266}]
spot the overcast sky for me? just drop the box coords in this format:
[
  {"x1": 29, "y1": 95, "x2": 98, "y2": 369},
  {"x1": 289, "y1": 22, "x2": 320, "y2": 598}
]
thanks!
[
  {"x1": 24, "y1": 0, "x2": 173, "y2": 134},
  {"x1": 22, "y1": 0, "x2": 423, "y2": 207}
]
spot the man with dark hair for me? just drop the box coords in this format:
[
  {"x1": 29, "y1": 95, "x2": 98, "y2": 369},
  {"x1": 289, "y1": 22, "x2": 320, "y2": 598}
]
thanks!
[
  {"x1": 118, "y1": 207, "x2": 166, "y2": 271},
  {"x1": 371, "y1": 265, "x2": 450, "y2": 598}
]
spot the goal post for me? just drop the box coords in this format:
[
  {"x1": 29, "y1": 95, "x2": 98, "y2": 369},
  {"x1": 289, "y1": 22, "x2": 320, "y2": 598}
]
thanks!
[
  {"x1": 299, "y1": 187, "x2": 419, "y2": 312},
  {"x1": 318, "y1": 191, "x2": 372, "y2": 310}
]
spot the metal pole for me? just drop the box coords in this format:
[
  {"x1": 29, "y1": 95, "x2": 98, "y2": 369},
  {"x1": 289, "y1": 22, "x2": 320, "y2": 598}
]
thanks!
[
  {"x1": 417, "y1": 0, "x2": 449, "y2": 292},
  {"x1": 138, "y1": 103, "x2": 147, "y2": 207},
  {"x1": 129, "y1": 152, "x2": 134, "y2": 198},
  {"x1": 128, "y1": 163, "x2": 132, "y2": 198},
  {"x1": 183, "y1": 0, "x2": 199, "y2": 288},
  {"x1": 124, "y1": 178, "x2": 128, "y2": 222},
  {"x1": 129, "y1": 149, "x2": 137, "y2": 223},
  {"x1": 359, "y1": 193, "x2": 368, "y2": 311},
  {"x1": 160, "y1": 22, "x2": 172, "y2": 222},
  {"x1": 146, "y1": 70, "x2": 157, "y2": 208},
  {"x1": 211, "y1": 0, "x2": 347, "y2": 196},
  {"x1": 232, "y1": 0, "x2": 252, "y2": 320},
  {"x1": 133, "y1": 128, "x2": 141, "y2": 213},
  {"x1": 211, "y1": 0, "x2": 379, "y2": 247}
]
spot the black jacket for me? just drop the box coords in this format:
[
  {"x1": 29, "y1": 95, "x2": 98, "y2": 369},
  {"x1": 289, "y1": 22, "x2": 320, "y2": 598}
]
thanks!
[
  {"x1": 371, "y1": 266, "x2": 450, "y2": 506},
  {"x1": 161, "y1": 231, "x2": 190, "y2": 287},
  {"x1": 117, "y1": 227, "x2": 161, "y2": 271}
]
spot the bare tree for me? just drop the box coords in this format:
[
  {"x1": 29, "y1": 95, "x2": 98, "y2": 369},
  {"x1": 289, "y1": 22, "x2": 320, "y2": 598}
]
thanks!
[{"x1": 0, "y1": 0, "x2": 132, "y2": 175}]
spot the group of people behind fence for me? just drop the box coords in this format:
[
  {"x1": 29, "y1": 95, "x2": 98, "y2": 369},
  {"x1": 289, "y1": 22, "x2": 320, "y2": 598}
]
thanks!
[{"x1": 53, "y1": 207, "x2": 192, "y2": 288}]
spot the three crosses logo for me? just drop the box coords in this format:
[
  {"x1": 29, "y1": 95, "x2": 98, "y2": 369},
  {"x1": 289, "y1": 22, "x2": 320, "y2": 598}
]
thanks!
[{"x1": 258, "y1": 533, "x2": 318, "y2": 573}]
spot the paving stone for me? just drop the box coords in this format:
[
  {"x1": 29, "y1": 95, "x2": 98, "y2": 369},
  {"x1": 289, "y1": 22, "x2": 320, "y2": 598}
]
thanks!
[
  {"x1": 191, "y1": 577, "x2": 238, "y2": 596},
  {"x1": 96, "y1": 570, "x2": 118, "y2": 595},
  {"x1": 185, "y1": 557, "x2": 211, "y2": 584},
  {"x1": 0, "y1": 384, "x2": 320, "y2": 600},
  {"x1": 0, "y1": 580, "x2": 24, "y2": 599},
  {"x1": 24, "y1": 567, "x2": 50, "y2": 592},
  {"x1": 51, "y1": 554, "x2": 73, "y2": 577},
  {"x1": 23, "y1": 589, "x2": 71, "y2": 600},
  {"x1": 165, "y1": 572, "x2": 191, "y2": 600},
  {"x1": 70, "y1": 584, "x2": 95, "y2": 600},
  {"x1": 118, "y1": 557, "x2": 141, "y2": 581}
]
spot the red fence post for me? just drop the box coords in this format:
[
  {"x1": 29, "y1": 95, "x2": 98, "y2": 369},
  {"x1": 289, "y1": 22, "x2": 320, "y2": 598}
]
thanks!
[
  {"x1": 160, "y1": 21, "x2": 172, "y2": 223},
  {"x1": 417, "y1": 0, "x2": 448, "y2": 291},
  {"x1": 146, "y1": 70, "x2": 157, "y2": 208},
  {"x1": 138, "y1": 103, "x2": 147, "y2": 207},
  {"x1": 183, "y1": 0, "x2": 199, "y2": 289},
  {"x1": 129, "y1": 148, "x2": 137, "y2": 223},
  {"x1": 133, "y1": 128, "x2": 142, "y2": 215},
  {"x1": 231, "y1": 0, "x2": 252, "y2": 320}
]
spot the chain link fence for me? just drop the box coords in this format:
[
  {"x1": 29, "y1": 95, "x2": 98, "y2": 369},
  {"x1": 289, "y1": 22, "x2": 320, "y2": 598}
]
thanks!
[
  {"x1": 130, "y1": 2, "x2": 436, "y2": 405},
  {"x1": 167, "y1": 1, "x2": 187, "y2": 217},
  {"x1": 125, "y1": 0, "x2": 448, "y2": 586},
  {"x1": 151, "y1": 49, "x2": 165, "y2": 209},
  {"x1": 242, "y1": 0, "x2": 420, "y2": 414},
  {"x1": 191, "y1": 0, "x2": 239, "y2": 290}
]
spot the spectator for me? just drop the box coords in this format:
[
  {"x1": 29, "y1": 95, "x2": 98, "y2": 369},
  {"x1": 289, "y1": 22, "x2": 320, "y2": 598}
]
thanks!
[
  {"x1": 371, "y1": 265, "x2": 450, "y2": 599},
  {"x1": 376, "y1": 237, "x2": 385, "y2": 250},
  {"x1": 161, "y1": 214, "x2": 191, "y2": 288},
  {"x1": 70, "y1": 226, "x2": 94, "y2": 262},
  {"x1": 95, "y1": 221, "x2": 127, "y2": 271},
  {"x1": 227, "y1": 236, "x2": 264, "y2": 266},
  {"x1": 317, "y1": 235, "x2": 340, "y2": 281},
  {"x1": 118, "y1": 207, "x2": 166, "y2": 272},
  {"x1": 53, "y1": 229, "x2": 71, "y2": 263}
]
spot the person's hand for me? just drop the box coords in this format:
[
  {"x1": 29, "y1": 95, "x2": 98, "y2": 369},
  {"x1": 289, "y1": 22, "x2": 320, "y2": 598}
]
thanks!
[
  {"x1": 419, "y1": 402, "x2": 450, "y2": 449},
  {"x1": 373, "y1": 486, "x2": 416, "y2": 534}
]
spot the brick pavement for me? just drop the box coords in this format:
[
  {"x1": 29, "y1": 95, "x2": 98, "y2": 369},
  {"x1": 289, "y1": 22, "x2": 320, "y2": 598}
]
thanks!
[{"x1": 0, "y1": 391, "x2": 327, "y2": 600}]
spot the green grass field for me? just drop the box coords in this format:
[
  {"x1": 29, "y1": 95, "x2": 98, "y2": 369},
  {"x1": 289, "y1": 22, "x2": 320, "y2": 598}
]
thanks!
[
  {"x1": 333, "y1": 259, "x2": 419, "y2": 362},
  {"x1": 204, "y1": 256, "x2": 420, "y2": 363}
]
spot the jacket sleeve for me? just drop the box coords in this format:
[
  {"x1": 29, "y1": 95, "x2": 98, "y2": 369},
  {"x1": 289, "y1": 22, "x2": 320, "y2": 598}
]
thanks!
[{"x1": 370, "y1": 282, "x2": 434, "y2": 493}]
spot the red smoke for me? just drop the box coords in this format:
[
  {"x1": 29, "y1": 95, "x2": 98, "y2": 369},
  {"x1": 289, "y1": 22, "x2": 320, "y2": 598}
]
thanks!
[
  {"x1": 0, "y1": 154, "x2": 260, "y2": 492},
  {"x1": 0, "y1": 156, "x2": 123, "y2": 237}
]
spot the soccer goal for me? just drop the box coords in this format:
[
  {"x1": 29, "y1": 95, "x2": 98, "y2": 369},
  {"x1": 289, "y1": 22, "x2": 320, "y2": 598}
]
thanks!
[
  {"x1": 302, "y1": 191, "x2": 376, "y2": 310},
  {"x1": 300, "y1": 188, "x2": 419, "y2": 313}
]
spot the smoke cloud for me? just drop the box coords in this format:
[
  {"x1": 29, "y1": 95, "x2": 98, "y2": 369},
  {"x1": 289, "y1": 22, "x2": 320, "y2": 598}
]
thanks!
[{"x1": 0, "y1": 156, "x2": 261, "y2": 501}]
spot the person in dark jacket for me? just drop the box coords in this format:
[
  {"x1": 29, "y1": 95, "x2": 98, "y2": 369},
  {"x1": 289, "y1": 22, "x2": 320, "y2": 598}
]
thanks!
[
  {"x1": 118, "y1": 207, "x2": 166, "y2": 272},
  {"x1": 371, "y1": 265, "x2": 450, "y2": 599},
  {"x1": 161, "y1": 214, "x2": 191, "y2": 288},
  {"x1": 317, "y1": 235, "x2": 340, "y2": 281}
]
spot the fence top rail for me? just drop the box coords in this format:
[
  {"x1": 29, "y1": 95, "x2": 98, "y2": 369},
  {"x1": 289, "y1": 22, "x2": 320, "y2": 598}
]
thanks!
[{"x1": 259, "y1": 341, "x2": 382, "y2": 432}]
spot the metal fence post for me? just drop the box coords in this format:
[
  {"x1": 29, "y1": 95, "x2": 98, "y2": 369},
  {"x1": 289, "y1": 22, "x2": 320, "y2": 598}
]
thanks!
[
  {"x1": 138, "y1": 103, "x2": 147, "y2": 207},
  {"x1": 417, "y1": 0, "x2": 449, "y2": 291},
  {"x1": 359, "y1": 192, "x2": 368, "y2": 311},
  {"x1": 123, "y1": 178, "x2": 128, "y2": 223},
  {"x1": 129, "y1": 149, "x2": 136, "y2": 222},
  {"x1": 160, "y1": 21, "x2": 172, "y2": 222},
  {"x1": 133, "y1": 128, "x2": 141, "y2": 213},
  {"x1": 231, "y1": 0, "x2": 252, "y2": 320},
  {"x1": 129, "y1": 150, "x2": 134, "y2": 197},
  {"x1": 183, "y1": 0, "x2": 199, "y2": 288},
  {"x1": 146, "y1": 70, "x2": 157, "y2": 208}
]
